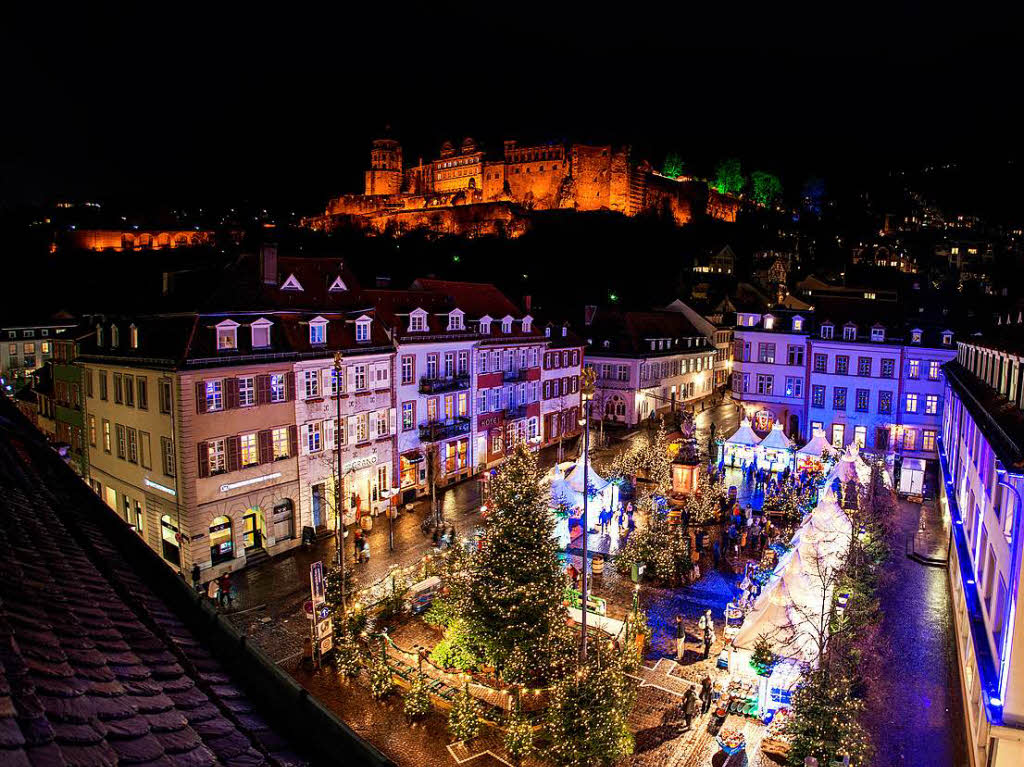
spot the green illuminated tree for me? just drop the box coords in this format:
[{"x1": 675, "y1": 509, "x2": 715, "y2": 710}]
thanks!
[
  {"x1": 750, "y1": 170, "x2": 783, "y2": 206},
  {"x1": 448, "y1": 684, "x2": 481, "y2": 742},
  {"x1": 713, "y1": 157, "x2": 745, "y2": 195},
  {"x1": 662, "y1": 151, "x2": 686, "y2": 178},
  {"x1": 786, "y1": 666, "x2": 873, "y2": 766}
]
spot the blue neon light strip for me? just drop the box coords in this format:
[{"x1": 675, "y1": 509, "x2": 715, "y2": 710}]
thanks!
[{"x1": 937, "y1": 434, "x2": 1004, "y2": 725}]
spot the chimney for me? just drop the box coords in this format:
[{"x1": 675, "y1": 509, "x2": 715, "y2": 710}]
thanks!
[
  {"x1": 260, "y1": 243, "x2": 278, "y2": 285},
  {"x1": 523, "y1": 295, "x2": 532, "y2": 313},
  {"x1": 584, "y1": 305, "x2": 597, "y2": 326}
]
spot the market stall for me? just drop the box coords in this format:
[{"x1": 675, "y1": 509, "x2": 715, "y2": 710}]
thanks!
[
  {"x1": 795, "y1": 428, "x2": 839, "y2": 474},
  {"x1": 898, "y1": 456, "x2": 926, "y2": 497},
  {"x1": 546, "y1": 454, "x2": 620, "y2": 548},
  {"x1": 721, "y1": 418, "x2": 763, "y2": 468},
  {"x1": 756, "y1": 423, "x2": 795, "y2": 473}
]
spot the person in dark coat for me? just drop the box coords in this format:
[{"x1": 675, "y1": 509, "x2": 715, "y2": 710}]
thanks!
[
  {"x1": 702, "y1": 625, "x2": 713, "y2": 659},
  {"x1": 191, "y1": 563, "x2": 201, "y2": 592},
  {"x1": 682, "y1": 685, "x2": 699, "y2": 729},
  {"x1": 217, "y1": 571, "x2": 233, "y2": 608},
  {"x1": 700, "y1": 675, "x2": 713, "y2": 714},
  {"x1": 675, "y1": 614, "x2": 686, "y2": 661}
]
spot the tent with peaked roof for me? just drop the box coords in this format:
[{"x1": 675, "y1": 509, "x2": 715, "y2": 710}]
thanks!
[
  {"x1": 722, "y1": 418, "x2": 763, "y2": 467},
  {"x1": 756, "y1": 422, "x2": 795, "y2": 471},
  {"x1": 796, "y1": 428, "x2": 840, "y2": 472},
  {"x1": 549, "y1": 453, "x2": 619, "y2": 514}
]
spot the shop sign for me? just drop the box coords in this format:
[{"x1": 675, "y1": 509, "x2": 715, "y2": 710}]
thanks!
[
  {"x1": 477, "y1": 412, "x2": 502, "y2": 430},
  {"x1": 310, "y1": 561, "x2": 325, "y2": 607},
  {"x1": 144, "y1": 478, "x2": 176, "y2": 496},
  {"x1": 343, "y1": 454, "x2": 377, "y2": 473},
  {"x1": 219, "y1": 471, "x2": 282, "y2": 493},
  {"x1": 753, "y1": 410, "x2": 774, "y2": 432}
]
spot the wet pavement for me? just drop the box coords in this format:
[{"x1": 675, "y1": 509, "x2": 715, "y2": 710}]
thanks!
[{"x1": 865, "y1": 498, "x2": 966, "y2": 766}]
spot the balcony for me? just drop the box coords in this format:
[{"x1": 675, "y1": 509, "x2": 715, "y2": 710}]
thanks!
[
  {"x1": 418, "y1": 374, "x2": 470, "y2": 394},
  {"x1": 419, "y1": 417, "x2": 471, "y2": 442},
  {"x1": 505, "y1": 404, "x2": 528, "y2": 420},
  {"x1": 502, "y1": 367, "x2": 534, "y2": 383}
]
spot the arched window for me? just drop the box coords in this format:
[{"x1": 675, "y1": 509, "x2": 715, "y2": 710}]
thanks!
[
  {"x1": 209, "y1": 516, "x2": 234, "y2": 565},
  {"x1": 160, "y1": 514, "x2": 180, "y2": 564}
]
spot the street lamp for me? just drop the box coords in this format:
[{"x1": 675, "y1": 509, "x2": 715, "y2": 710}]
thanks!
[
  {"x1": 381, "y1": 488, "x2": 399, "y2": 552},
  {"x1": 333, "y1": 352, "x2": 347, "y2": 614},
  {"x1": 578, "y1": 367, "x2": 597, "y2": 661}
]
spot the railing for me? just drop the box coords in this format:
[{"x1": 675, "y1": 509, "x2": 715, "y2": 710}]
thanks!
[
  {"x1": 502, "y1": 367, "x2": 531, "y2": 382},
  {"x1": 504, "y1": 405, "x2": 528, "y2": 420},
  {"x1": 418, "y1": 374, "x2": 470, "y2": 394},
  {"x1": 418, "y1": 417, "x2": 471, "y2": 442}
]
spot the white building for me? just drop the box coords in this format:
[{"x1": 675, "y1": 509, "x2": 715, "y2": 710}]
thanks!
[
  {"x1": 939, "y1": 326, "x2": 1024, "y2": 767},
  {"x1": 540, "y1": 324, "x2": 583, "y2": 454}
]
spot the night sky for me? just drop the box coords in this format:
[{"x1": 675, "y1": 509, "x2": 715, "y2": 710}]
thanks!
[{"x1": 3, "y1": 5, "x2": 1022, "y2": 211}]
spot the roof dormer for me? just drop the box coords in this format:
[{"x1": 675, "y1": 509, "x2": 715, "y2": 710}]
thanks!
[
  {"x1": 942, "y1": 330, "x2": 953, "y2": 345},
  {"x1": 216, "y1": 319, "x2": 240, "y2": 351},
  {"x1": 355, "y1": 314, "x2": 372, "y2": 342},
  {"x1": 478, "y1": 314, "x2": 493, "y2": 335},
  {"x1": 521, "y1": 314, "x2": 533, "y2": 333},
  {"x1": 408, "y1": 308, "x2": 428, "y2": 332},
  {"x1": 763, "y1": 313, "x2": 775, "y2": 330},
  {"x1": 910, "y1": 327, "x2": 923, "y2": 344},
  {"x1": 870, "y1": 323, "x2": 885, "y2": 342},
  {"x1": 545, "y1": 326, "x2": 551, "y2": 337},
  {"x1": 250, "y1": 317, "x2": 272, "y2": 348},
  {"x1": 820, "y1": 322, "x2": 834, "y2": 340},
  {"x1": 129, "y1": 323, "x2": 139, "y2": 349},
  {"x1": 110, "y1": 324, "x2": 120, "y2": 348},
  {"x1": 280, "y1": 273, "x2": 304, "y2": 291},
  {"x1": 842, "y1": 322, "x2": 857, "y2": 341},
  {"x1": 447, "y1": 308, "x2": 465, "y2": 331},
  {"x1": 309, "y1": 316, "x2": 328, "y2": 346},
  {"x1": 328, "y1": 275, "x2": 348, "y2": 293},
  {"x1": 791, "y1": 315, "x2": 804, "y2": 332},
  {"x1": 501, "y1": 315, "x2": 514, "y2": 333}
]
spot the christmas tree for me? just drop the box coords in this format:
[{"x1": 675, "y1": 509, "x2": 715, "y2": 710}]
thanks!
[
  {"x1": 785, "y1": 667, "x2": 873, "y2": 766},
  {"x1": 333, "y1": 629, "x2": 362, "y2": 678},
  {"x1": 403, "y1": 673, "x2": 431, "y2": 721},
  {"x1": 685, "y1": 469, "x2": 727, "y2": 524},
  {"x1": 616, "y1": 502, "x2": 691, "y2": 585},
  {"x1": 448, "y1": 684, "x2": 481, "y2": 742},
  {"x1": 750, "y1": 633, "x2": 776, "y2": 675},
  {"x1": 503, "y1": 701, "x2": 534, "y2": 764},
  {"x1": 464, "y1": 444, "x2": 572, "y2": 684},
  {"x1": 368, "y1": 652, "x2": 394, "y2": 699}
]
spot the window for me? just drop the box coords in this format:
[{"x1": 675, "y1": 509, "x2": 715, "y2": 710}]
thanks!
[
  {"x1": 356, "y1": 413, "x2": 369, "y2": 442},
  {"x1": 812, "y1": 384, "x2": 826, "y2": 408},
  {"x1": 217, "y1": 321, "x2": 238, "y2": 351},
  {"x1": 871, "y1": 327, "x2": 885, "y2": 342},
  {"x1": 911, "y1": 329, "x2": 922, "y2": 344},
  {"x1": 928, "y1": 361, "x2": 941, "y2": 381},
  {"x1": 855, "y1": 388, "x2": 870, "y2": 412},
  {"x1": 99, "y1": 371, "x2": 108, "y2": 400},
  {"x1": 942, "y1": 331, "x2": 953, "y2": 346},
  {"x1": 115, "y1": 424, "x2": 127, "y2": 459},
  {"x1": 123, "y1": 375, "x2": 134, "y2": 406},
  {"x1": 409, "y1": 311, "x2": 427, "y2": 332},
  {"x1": 140, "y1": 431, "x2": 151, "y2": 469},
  {"x1": 401, "y1": 355, "x2": 414, "y2": 384},
  {"x1": 329, "y1": 368, "x2": 342, "y2": 396},
  {"x1": 843, "y1": 325, "x2": 856, "y2": 341},
  {"x1": 126, "y1": 428, "x2": 138, "y2": 463},
  {"x1": 306, "y1": 422, "x2": 322, "y2": 453},
  {"x1": 787, "y1": 345, "x2": 804, "y2": 366},
  {"x1": 878, "y1": 390, "x2": 893, "y2": 415},
  {"x1": 835, "y1": 356, "x2": 849, "y2": 375},
  {"x1": 111, "y1": 326, "x2": 120, "y2": 348},
  {"x1": 303, "y1": 369, "x2": 320, "y2": 399},
  {"x1": 813, "y1": 353, "x2": 827, "y2": 373},
  {"x1": 88, "y1": 415, "x2": 96, "y2": 447},
  {"x1": 832, "y1": 423, "x2": 845, "y2": 448},
  {"x1": 161, "y1": 436, "x2": 175, "y2": 476},
  {"x1": 205, "y1": 380, "x2": 223, "y2": 411},
  {"x1": 820, "y1": 324, "x2": 834, "y2": 339},
  {"x1": 758, "y1": 343, "x2": 776, "y2": 363},
  {"x1": 159, "y1": 379, "x2": 171, "y2": 412},
  {"x1": 492, "y1": 434, "x2": 503, "y2": 453},
  {"x1": 208, "y1": 439, "x2": 226, "y2": 474},
  {"x1": 251, "y1": 320, "x2": 271, "y2": 348},
  {"x1": 905, "y1": 393, "x2": 918, "y2": 413},
  {"x1": 903, "y1": 428, "x2": 917, "y2": 450},
  {"x1": 356, "y1": 317, "x2": 371, "y2": 341},
  {"x1": 376, "y1": 410, "x2": 389, "y2": 436},
  {"x1": 444, "y1": 352, "x2": 454, "y2": 377},
  {"x1": 833, "y1": 387, "x2": 847, "y2": 410},
  {"x1": 857, "y1": 357, "x2": 871, "y2": 376},
  {"x1": 881, "y1": 358, "x2": 895, "y2": 378},
  {"x1": 784, "y1": 376, "x2": 802, "y2": 398},
  {"x1": 756, "y1": 374, "x2": 774, "y2": 395},
  {"x1": 923, "y1": 430, "x2": 936, "y2": 452},
  {"x1": 272, "y1": 427, "x2": 290, "y2": 459},
  {"x1": 113, "y1": 373, "x2": 123, "y2": 404},
  {"x1": 854, "y1": 425, "x2": 867, "y2": 447},
  {"x1": 137, "y1": 377, "x2": 148, "y2": 410},
  {"x1": 240, "y1": 433, "x2": 258, "y2": 466},
  {"x1": 103, "y1": 420, "x2": 111, "y2": 453},
  {"x1": 402, "y1": 402, "x2": 414, "y2": 430},
  {"x1": 926, "y1": 394, "x2": 939, "y2": 414},
  {"x1": 763, "y1": 315, "x2": 775, "y2": 330},
  {"x1": 502, "y1": 318, "x2": 512, "y2": 333},
  {"x1": 237, "y1": 376, "x2": 255, "y2": 406},
  {"x1": 309, "y1": 319, "x2": 327, "y2": 345},
  {"x1": 447, "y1": 311, "x2": 463, "y2": 331},
  {"x1": 354, "y1": 364, "x2": 367, "y2": 390},
  {"x1": 458, "y1": 350, "x2": 469, "y2": 375},
  {"x1": 270, "y1": 373, "x2": 287, "y2": 402},
  {"x1": 792, "y1": 317, "x2": 803, "y2": 331},
  {"x1": 908, "y1": 359, "x2": 920, "y2": 379},
  {"x1": 617, "y1": 365, "x2": 628, "y2": 382}
]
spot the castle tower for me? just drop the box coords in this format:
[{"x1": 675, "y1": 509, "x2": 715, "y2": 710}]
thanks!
[{"x1": 364, "y1": 137, "x2": 403, "y2": 196}]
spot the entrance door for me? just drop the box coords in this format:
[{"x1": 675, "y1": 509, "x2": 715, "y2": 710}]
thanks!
[
  {"x1": 311, "y1": 483, "x2": 324, "y2": 528},
  {"x1": 243, "y1": 508, "x2": 265, "y2": 550}
]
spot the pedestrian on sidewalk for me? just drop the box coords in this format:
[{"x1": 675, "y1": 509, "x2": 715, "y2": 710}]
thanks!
[
  {"x1": 700, "y1": 675, "x2": 713, "y2": 714},
  {"x1": 191, "y1": 563, "x2": 201, "y2": 593},
  {"x1": 702, "y1": 625, "x2": 713, "y2": 660},
  {"x1": 682, "y1": 685, "x2": 699, "y2": 730},
  {"x1": 217, "y1": 570, "x2": 233, "y2": 608},
  {"x1": 360, "y1": 535, "x2": 371, "y2": 563},
  {"x1": 675, "y1": 615, "x2": 686, "y2": 661},
  {"x1": 207, "y1": 578, "x2": 219, "y2": 607}
]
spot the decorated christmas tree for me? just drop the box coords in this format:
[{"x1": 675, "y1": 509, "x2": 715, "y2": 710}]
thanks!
[
  {"x1": 785, "y1": 667, "x2": 873, "y2": 766},
  {"x1": 368, "y1": 652, "x2": 394, "y2": 699},
  {"x1": 333, "y1": 629, "x2": 362, "y2": 678},
  {"x1": 616, "y1": 502, "x2": 692, "y2": 585},
  {"x1": 448, "y1": 684, "x2": 481, "y2": 742},
  {"x1": 503, "y1": 701, "x2": 534, "y2": 764},
  {"x1": 685, "y1": 469, "x2": 727, "y2": 524},
  {"x1": 750, "y1": 633, "x2": 776, "y2": 675},
  {"x1": 403, "y1": 673, "x2": 431, "y2": 721},
  {"x1": 464, "y1": 444, "x2": 572, "y2": 684}
]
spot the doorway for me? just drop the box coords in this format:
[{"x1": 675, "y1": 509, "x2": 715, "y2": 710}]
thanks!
[{"x1": 243, "y1": 507, "x2": 266, "y2": 551}]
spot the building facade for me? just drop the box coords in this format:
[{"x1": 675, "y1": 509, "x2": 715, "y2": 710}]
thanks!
[
  {"x1": 540, "y1": 324, "x2": 583, "y2": 455},
  {"x1": 1, "y1": 319, "x2": 78, "y2": 390},
  {"x1": 939, "y1": 329, "x2": 1024, "y2": 767}
]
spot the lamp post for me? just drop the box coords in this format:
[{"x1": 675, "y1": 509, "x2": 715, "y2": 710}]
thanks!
[
  {"x1": 579, "y1": 367, "x2": 597, "y2": 661},
  {"x1": 382, "y1": 488, "x2": 399, "y2": 552},
  {"x1": 333, "y1": 352, "x2": 347, "y2": 614}
]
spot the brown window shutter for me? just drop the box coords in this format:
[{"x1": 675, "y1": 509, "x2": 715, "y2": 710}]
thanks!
[
  {"x1": 256, "y1": 374, "x2": 270, "y2": 405},
  {"x1": 288, "y1": 425, "x2": 298, "y2": 457},
  {"x1": 195, "y1": 381, "x2": 207, "y2": 414},
  {"x1": 197, "y1": 441, "x2": 209, "y2": 477},
  {"x1": 258, "y1": 429, "x2": 272, "y2": 463},
  {"x1": 285, "y1": 372, "x2": 296, "y2": 401},
  {"x1": 225, "y1": 377, "x2": 239, "y2": 410},
  {"x1": 226, "y1": 436, "x2": 241, "y2": 472}
]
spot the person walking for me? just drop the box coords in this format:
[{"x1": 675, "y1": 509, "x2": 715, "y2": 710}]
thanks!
[
  {"x1": 702, "y1": 625, "x2": 714, "y2": 660},
  {"x1": 675, "y1": 614, "x2": 686, "y2": 661},
  {"x1": 700, "y1": 675, "x2": 713, "y2": 714},
  {"x1": 354, "y1": 530, "x2": 364, "y2": 563},
  {"x1": 191, "y1": 563, "x2": 201, "y2": 593},
  {"x1": 682, "y1": 685, "x2": 699, "y2": 730},
  {"x1": 217, "y1": 570, "x2": 233, "y2": 609},
  {"x1": 207, "y1": 577, "x2": 220, "y2": 607}
]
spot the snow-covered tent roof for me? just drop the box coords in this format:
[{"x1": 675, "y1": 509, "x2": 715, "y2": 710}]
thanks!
[
  {"x1": 724, "y1": 418, "x2": 763, "y2": 448},
  {"x1": 759, "y1": 422, "x2": 794, "y2": 451},
  {"x1": 796, "y1": 429, "x2": 840, "y2": 459},
  {"x1": 563, "y1": 453, "x2": 611, "y2": 494}
]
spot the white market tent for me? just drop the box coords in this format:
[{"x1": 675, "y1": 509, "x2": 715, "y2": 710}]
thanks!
[
  {"x1": 796, "y1": 429, "x2": 840, "y2": 471},
  {"x1": 757, "y1": 422, "x2": 795, "y2": 472},
  {"x1": 548, "y1": 453, "x2": 619, "y2": 516},
  {"x1": 722, "y1": 418, "x2": 763, "y2": 467}
]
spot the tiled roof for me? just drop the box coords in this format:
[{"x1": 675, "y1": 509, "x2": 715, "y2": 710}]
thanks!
[
  {"x1": 586, "y1": 310, "x2": 708, "y2": 357},
  {"x1": 0, "y1": 409, "x2": 308, "y2": 766}
]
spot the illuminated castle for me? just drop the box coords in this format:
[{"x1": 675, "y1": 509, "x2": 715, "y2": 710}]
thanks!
[{"x1": 305, "y1": 135, "x2": 740, "y2": 236}]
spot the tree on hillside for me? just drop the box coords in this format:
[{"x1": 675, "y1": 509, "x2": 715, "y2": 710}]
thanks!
[
  {"x1": 751, "y1": 170, "x2": 783, "y2": 206},
  {"x1": 713, "y1": 157, "x2": 745, "y2": 195},
  {"x1": 662, "y1": 151, "x2": 686, "y2": 178},
  {"x1": 464, "y1": 444, "x2": 572, "y2": 684}
]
